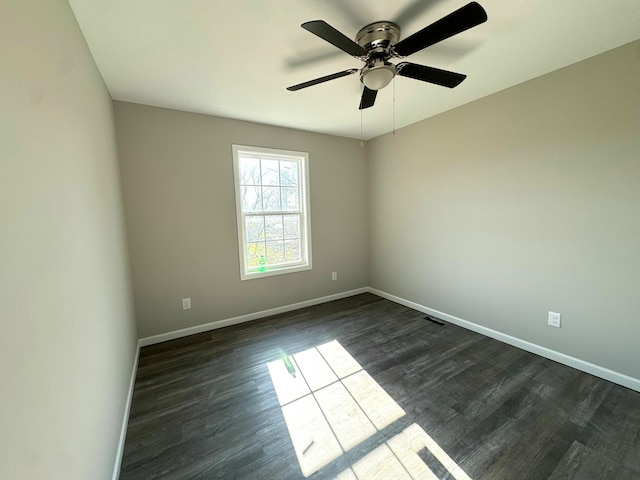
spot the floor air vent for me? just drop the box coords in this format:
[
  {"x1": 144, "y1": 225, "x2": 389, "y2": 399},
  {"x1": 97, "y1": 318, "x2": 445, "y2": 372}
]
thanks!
[{"x1": 424, "y1": 315, "x2": 446, "y2": 326}]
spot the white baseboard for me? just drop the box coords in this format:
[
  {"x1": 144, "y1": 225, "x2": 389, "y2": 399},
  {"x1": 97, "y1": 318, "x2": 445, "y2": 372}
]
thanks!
[
  {"x1": 368, "y1": 287, "x2": 640, "y2": 393},
  {"x1": 112, "y1": 341, "x2": 141, "y2": 480},
  {"x1": 139, "y1": 287, "x2": 369, "y2": 347}
]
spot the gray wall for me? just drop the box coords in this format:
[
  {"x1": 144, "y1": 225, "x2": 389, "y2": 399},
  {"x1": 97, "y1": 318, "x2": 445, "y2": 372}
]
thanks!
[
  {"x1": 368, "y1": 40, "x2": 640, "y2": 379},
  {"x1": 0, "y1": 1, "x2": 137, "y2": 479},
  {"x1": 114, "y1": 102, "x2": 368, "y2": 339}
]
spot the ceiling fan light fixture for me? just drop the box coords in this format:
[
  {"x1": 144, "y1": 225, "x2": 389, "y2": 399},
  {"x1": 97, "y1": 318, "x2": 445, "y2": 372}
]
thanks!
[{"x1": 361, "y1": 62, "x2": 396, "y2": 91}]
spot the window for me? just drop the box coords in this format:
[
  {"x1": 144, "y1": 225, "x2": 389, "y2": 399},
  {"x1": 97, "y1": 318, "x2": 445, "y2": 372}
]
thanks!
[{"x1": 232, "y1": 145, "x2": 312, "y2": 280}]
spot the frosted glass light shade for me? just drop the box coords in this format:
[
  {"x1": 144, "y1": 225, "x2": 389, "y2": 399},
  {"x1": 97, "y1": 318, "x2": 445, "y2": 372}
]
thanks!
[{"x1": 361, "y1": 64, "x2": 395, "y2": 90}]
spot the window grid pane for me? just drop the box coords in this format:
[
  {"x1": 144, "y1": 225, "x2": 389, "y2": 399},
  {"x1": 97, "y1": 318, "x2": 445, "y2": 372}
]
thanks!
[
  {"x1": 241, "y1": 186, "x2": 262, "y2": 213},
  {"x1": 265, "y1": 215, "x2": 284, "y2": 241},
  {"x1": 239, "y1": 157, "x2": 261, "y2": 186},
  {"x1": 265, "y1": 240, "x2": 285, "y2": 265},
  {"x1": 284, "y1": 239, "x2": 302, "y2": 263},
  {"x1": 246, "y1": 242, "x2": 266, "y2": 268},
  {"x1": 280, "y1": 161, "x2": 298, "y2": 186},
  {"x1": 284, "y1": 215, "x2": 301, "y2": 239},
  {"x1": 261, "y1": 159, "x2": 280, "y2": 186},
  {"x1": 245, "y1": 216, "x2": 265, "y2": 242},
  {"x1": 282, "y1": 187, "x2": 299, "y2": 211},
  {"x1": 262, "y1": 186, "x2": 282, "y2": 211}
]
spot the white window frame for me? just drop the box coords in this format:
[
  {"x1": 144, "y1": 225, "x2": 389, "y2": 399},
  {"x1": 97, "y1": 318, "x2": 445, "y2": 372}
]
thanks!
[{"x1": 232, "y1": 144, "x2": 312, "y2": 281}]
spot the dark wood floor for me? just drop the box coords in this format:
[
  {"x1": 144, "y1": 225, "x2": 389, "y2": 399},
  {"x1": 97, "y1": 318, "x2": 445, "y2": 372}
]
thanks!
[{"x1": 120, "y1": 293, "x2": 640, "y2": 480}]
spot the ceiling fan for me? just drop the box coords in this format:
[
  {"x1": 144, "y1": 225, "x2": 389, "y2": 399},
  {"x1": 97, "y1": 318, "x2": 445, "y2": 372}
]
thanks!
[{"x1": 287, "y1": 1, "x2": 487, "y2": 109}]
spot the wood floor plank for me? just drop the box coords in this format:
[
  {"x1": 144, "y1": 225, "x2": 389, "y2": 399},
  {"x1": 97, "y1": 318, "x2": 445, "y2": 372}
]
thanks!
[
  {"x1": 548, "y1": 441, "x2": 621, "y2": 480},
  {"x1": 119, "y1": 293, "x2": 640, "y2": 479},
  {"x1": 577, "y1": 384, "x2": 640, "y2": 464}
]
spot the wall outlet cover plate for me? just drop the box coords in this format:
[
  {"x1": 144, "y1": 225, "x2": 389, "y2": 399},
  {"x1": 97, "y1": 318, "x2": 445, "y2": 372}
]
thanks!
[{"x1": 548, "y1": 311, "x2": 561, "y2": 328}]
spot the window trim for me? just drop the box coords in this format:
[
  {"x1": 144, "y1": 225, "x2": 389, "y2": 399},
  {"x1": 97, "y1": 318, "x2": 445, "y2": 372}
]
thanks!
[{"x1": 232, "y1": 144, "x2": 312, "y2": 281}]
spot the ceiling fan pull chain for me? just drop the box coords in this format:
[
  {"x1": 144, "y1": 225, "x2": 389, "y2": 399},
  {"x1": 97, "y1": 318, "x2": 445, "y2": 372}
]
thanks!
[
  {"x1": 360, "y1": 106, "x2": 364, "y2": 147},
  {"x1": 393, "y1": 76, "x2": 396, "y2": 135}
]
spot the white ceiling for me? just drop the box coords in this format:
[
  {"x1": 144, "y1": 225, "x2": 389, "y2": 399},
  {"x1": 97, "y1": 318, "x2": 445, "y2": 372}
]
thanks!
[{"x1": 68, "y1": 0, "x2": 640, "y2": 140}]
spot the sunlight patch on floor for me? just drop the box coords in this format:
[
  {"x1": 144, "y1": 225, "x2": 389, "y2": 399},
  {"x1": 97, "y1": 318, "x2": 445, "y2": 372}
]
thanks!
[
  {"x1": 281, "y1": 394, "x2": 343, "y2": 476},
  {"x1": 314, "y1": 381, "x2": 377, "y2": 450},
  {"x1": 266, "y1": 355, "x2": 309, "y2": 405},
  {"x1": 294, "y1": 346, "x2": 340, "y2": 390},
  {"x1": 342, "y1": 370, "x2": 405, "y2": 431},
  {"x1": 267, "y1": 340, "x2": 473, "y2": 479}
]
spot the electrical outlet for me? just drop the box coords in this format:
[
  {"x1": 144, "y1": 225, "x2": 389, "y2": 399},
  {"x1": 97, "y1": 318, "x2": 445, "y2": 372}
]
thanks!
[
  {"x1": 182, "y1": 298, "x2": 191, "y2": 310},
  {"x1": 548, "y1": 311, "x2": 561, "y2": 328},
  {"x1": 332, "y1": 272, "x2": 337, "y2": 281}
]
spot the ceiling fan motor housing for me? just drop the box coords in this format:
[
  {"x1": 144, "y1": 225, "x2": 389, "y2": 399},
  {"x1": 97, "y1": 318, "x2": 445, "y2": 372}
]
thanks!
[{"x1": 355, "y1": 21, "x2": 401, "y2": 55}]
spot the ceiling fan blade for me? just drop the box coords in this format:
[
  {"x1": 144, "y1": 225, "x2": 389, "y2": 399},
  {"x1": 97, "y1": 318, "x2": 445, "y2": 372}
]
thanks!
[
  {"x1": 286, "y1": 49, "x2": 343, "y2": 68},
  {"x1": 287, "y1": 69, "x2": 358, "y2": 91},
  {"x1": 397, "y1": 62, "x2": 466, "y2": 88},
  {"x1": 393, "y1": 0, "x2": 445, "y2": 28},
  {"x1": 359, "y1": 87, "x2": 377, "y2": 109},
  {"x1": 393, "y1": 2, "x2": 487, "y2": 57},
  {"x1": 302, "y1": 20, "x2": 368, "y2": 57}
]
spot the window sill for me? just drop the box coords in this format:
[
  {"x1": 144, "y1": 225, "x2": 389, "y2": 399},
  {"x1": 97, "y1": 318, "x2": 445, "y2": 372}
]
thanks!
[{"x1": 240, "y1": 263, "x2": 312, "y2": 281}]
